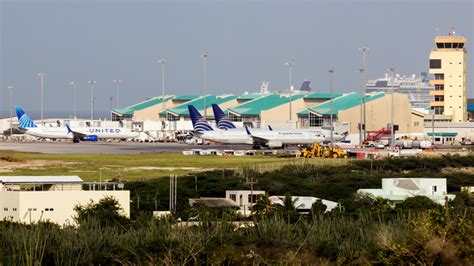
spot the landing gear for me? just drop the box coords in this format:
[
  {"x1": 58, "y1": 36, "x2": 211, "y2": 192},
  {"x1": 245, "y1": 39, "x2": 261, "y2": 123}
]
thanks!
[{"x1": 73, "y1": 138, "x2": 80, "y2": 143}]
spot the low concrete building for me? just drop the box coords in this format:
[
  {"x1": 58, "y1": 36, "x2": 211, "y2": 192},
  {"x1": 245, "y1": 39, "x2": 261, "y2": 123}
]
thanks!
[
  {"x1": 357, "y1": 178, "x2": 455, "y2": 205},
  {"x1": 226, "y1": 190, "x2": 266, "y2": 216},
  {"x1": 0, "y1": 176, "x2": 130, "y2": 225}
]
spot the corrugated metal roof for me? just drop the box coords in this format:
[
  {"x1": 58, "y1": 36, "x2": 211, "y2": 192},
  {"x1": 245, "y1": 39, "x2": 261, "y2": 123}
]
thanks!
[
  {"x1": 0, "y1": 176, "x2": 83, "y2": 184},
  {"x1": 162, "y1": 95, "x2": 237, "y2": 116},
  {"x1": 228, "y1": 94, "x2": 305, "y2": 115},
  {"x1": 189, "y1": 198, "x2": 239, "y2": 208},
  {"x1": 298, "y1": 92, "x2": 385, "y2": 116},
  {"x1": 112, "y1": 96, "x2": 174, "y2": 116}
]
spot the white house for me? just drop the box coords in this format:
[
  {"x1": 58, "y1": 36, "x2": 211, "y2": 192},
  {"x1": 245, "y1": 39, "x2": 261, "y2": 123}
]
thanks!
[
  {"x1": 226, "y1": 190, "x2": 266, "y2": 216},
  {"x1": 0, "y1": 176, "x2": 130, "y2": 225},
  {"x1": 357, "y1": 178, "x2": 455, "y2": 204},
  {"x1": 269, "y1": 196, "x2": 339, "y2": 213}
]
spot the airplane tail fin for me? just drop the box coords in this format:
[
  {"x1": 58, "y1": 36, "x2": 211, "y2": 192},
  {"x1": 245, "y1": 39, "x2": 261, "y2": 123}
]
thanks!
[
  {"x1": 212, "y1": 104, "x2": 236, "y2": 130},
  {"x1": 15, "y1": 106, "x2": 37, "y2": 128},
  {"x1": 187, "y1": 105, "x2": 213, "y2": 132},
  {"x1": 66, "y1": 124, "x2": 73, "y2": 134}
]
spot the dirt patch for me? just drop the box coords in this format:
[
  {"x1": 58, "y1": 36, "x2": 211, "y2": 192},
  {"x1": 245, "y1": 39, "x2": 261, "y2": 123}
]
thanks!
[
  {"x1": 0, "y1": 160, "x2": 79, "y2": 173},
  {"x1": 1, "y1": 156, "x2": 25, "y2": 163},
  {"x1": 442, "y1": 167, "x2": 474, "y2": 174},
  {"x1": 125, "y1": 166, "x2": 201, "y2": 171}
]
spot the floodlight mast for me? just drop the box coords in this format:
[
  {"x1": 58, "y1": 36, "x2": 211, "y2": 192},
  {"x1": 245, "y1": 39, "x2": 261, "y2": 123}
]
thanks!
[
  {"x1": 112, "y1": 79, "x2": 123, "y2": 109},
  {"x1": 200, "y1": 53, "x2": 208, "y2": 120},
  {"x1": 284, "y1": 59, "x2": 295, "y2": 123}
]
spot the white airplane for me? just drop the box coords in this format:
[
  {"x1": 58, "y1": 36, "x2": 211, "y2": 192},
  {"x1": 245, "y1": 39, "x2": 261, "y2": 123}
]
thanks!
[
  {"x1": 211, "y1": 104, "x2": 346, "y2": 148},
  {"x1": 246, "y1": 127, "x2": 326, "y2": 148},
  {"x1": 15, "y1": 106, "x2": 138, "y2": 143},
  {"x1": 188, "y1": 105, "x2": 254, "y2": 145}
]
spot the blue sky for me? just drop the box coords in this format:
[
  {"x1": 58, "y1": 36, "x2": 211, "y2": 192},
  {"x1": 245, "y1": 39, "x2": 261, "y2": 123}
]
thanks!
[{"x1": 1, "y1": 0, "x2": 473, "y2": 118}]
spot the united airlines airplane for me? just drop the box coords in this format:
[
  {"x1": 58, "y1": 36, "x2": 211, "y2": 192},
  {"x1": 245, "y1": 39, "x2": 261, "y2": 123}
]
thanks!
[{"x1": 15, "y1": 106, "x2": 138, "y2": 143}]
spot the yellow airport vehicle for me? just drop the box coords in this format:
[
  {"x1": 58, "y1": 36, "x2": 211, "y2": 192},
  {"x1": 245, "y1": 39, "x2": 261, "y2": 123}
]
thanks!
[{"x1": 300, "y1": 143, "x2": 348, "y2": 159}]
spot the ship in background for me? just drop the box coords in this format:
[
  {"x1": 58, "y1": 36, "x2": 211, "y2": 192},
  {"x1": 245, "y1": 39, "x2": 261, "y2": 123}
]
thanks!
[{"x1": 366, "y1": 72, "x2": 433, "y2": 108}]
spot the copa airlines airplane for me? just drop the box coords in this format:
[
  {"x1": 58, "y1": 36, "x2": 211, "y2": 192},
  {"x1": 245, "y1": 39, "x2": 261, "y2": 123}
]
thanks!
[
  {"x1": 211, "y1": 104, "x2": 346, "y2": 147},
  {"x1": 15, "y1": 106, "x2": 138, "y2": 143}
]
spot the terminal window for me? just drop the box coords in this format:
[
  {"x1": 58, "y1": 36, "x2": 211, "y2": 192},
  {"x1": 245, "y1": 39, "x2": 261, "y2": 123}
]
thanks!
[{"x1": 430, "y1": 59, "x2": 442, "y2": 69}]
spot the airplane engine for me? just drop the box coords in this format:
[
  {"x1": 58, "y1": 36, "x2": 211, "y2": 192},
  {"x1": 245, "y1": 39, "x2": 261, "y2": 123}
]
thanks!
[
  {"x1": 84, "y1": 135, "x2": 98, "y2": 141},
  {"x1": 267, "y1": 140, "x2": 283, "y2": 148}
]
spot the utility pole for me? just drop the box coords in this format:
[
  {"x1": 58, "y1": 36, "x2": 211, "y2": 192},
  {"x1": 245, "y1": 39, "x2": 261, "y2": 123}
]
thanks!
[
  {"x1": 112, "y1": 79, "x2": 122, "y2": 109},
  {"x1": 358, "y1": 68, "x2": 364, "y2": 146},
  {"x1": 7, "y1": 85, "x2": 15, "y2": 139},
  {"x1": 88, "y1": 80, "x2": 97, "y2": 120},
  {"x1": 169, "y1": 175, "x2": 177, "y2": 212},
  {"x1": 389, "y1": 66, "x2": 396, "y2": 150},
  {"x1": 358, "y1": 46, "x2": 369, "y2": 141},
  {"x1": 200, "y1": 53, "x2": 208, "y2": 120},
  {"x1": 70, "y1": 81, "x2": 78, "y2": 120},
  {"x1": 245, "y1": 176, "x2": 258, "y2": 213},
  {"x1": 329, "y1": 68, "x2": 335, "y2": 150},
  {"x1": 285, "y1": 59, "x2": 294, "y2": 124},
  {"x1": 37, "y1": 72, "x2": 45, "y2": 125}
]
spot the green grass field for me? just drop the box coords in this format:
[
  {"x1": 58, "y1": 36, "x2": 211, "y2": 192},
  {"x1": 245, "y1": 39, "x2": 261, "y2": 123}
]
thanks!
[{"x1": 0, "y1": 150, "x2": 317, "y2": 181}]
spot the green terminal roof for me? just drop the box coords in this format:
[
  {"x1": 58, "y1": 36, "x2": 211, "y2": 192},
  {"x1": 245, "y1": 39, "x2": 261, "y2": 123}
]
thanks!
[
  {"x1": 298, "y1": 92, "x2": 385, "y2": 116},
  {"x1": 173, "y1": 95, "x2": 198, "y2": 101},
  {"x1": 228, "y1": 94, "x2": 305, "y2": 116},
  {"x1": 237, "y1": 93, "x2": 265, "y2": 100},
  {"x1": 427, "y1": 132, "x2": 457, "y2": 137},
  {"x1": 112, "y1": 96, "x2": 174, "y2": 116},
  {"x1": 162, "y1": 95, "x2": 236, "y2": 116},
  {"x1": 303, "y1": 93, "x2": 342, "y2": 99}
]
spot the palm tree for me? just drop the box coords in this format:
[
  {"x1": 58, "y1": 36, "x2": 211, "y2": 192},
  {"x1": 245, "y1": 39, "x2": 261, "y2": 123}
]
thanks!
[{"x1": 253, "y1": 194, "x2": 275, "y2": 216}]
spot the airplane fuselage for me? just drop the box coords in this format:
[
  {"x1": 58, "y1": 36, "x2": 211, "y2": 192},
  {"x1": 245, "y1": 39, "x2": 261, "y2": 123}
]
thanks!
[{"x1": 23, "y1": 127, "x2": 138, "y2": 140}]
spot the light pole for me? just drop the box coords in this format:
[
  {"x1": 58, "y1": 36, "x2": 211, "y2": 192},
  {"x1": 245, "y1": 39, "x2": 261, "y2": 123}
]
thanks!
[
  {"x1": 37, "y1": 72, "x2": 45, "y2": 125},
  {"x1": 158, "y1": 58, "x2": 167, "y2": 116},
  {"x1": 329, "y1": 68, "x2": 334, "y2": 150},
  {"x1": 358, "y1": 46, "x2": 369, "y2": 141},
  {"x1": 284, "y1": 59, "x2": 294, "y2": 123},
  {"x1": 7, "y1": 85, "x2": 15, "y2": 139},
  {"x1": 88, "y1": 80, "x2": 97, "y2": 120},
  {"x1": 358, "y1": 68, "x2": 364, "y2": 146},
  {"x1": 70, "y1": 81, "x2": 78, "y2": 120},
  {"x1": 389, "y1": 66, "x2": 396, "y2": 150},
  {"x1": 112, "y1": 79, "x2": 122, "y2": 109},
  {"x1": 200, "y1": 53, "x2": 208, "y2": 119}
]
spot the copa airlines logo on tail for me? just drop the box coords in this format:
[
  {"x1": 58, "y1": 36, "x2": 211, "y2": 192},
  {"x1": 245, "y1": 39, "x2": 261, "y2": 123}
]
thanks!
[
  {"x1": 194, "y1": 118, "x2": 213, "y2": 132},
  {"x1": 15, "y1": 106, "x2": 37, "y2": 128},
  {"x1": 188, "y1": 105, "x2": 213, "y2": 132},
  {"x1": 211, "y1": 104, "x2": 236, "y2": 130},
  {"x1": 217, "y1": 118, "x2": 236, "y2": 130}
]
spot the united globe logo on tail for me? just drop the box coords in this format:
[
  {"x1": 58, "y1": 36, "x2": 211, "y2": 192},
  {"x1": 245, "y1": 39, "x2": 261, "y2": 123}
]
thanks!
[
  {"x1": 211, "y1": 104, "x2": 236, "y2": 130},
  {"x1": 15, "y1": 106, "x2": 37, "y2": 128},
  {"x1": 187, "y1": 105, "x2": 213, "y2": 132}
]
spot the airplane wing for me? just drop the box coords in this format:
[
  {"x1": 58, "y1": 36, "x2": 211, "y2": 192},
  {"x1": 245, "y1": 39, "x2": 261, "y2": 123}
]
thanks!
[{"x1": 250, "y1": 135, "x2": 269, "y2": 144}]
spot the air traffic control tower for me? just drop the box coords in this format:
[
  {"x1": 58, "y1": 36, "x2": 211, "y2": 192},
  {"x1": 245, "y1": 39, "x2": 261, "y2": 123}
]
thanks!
[{"x1": 429, "y1": 30, "x2": 468, "y2": 122}]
